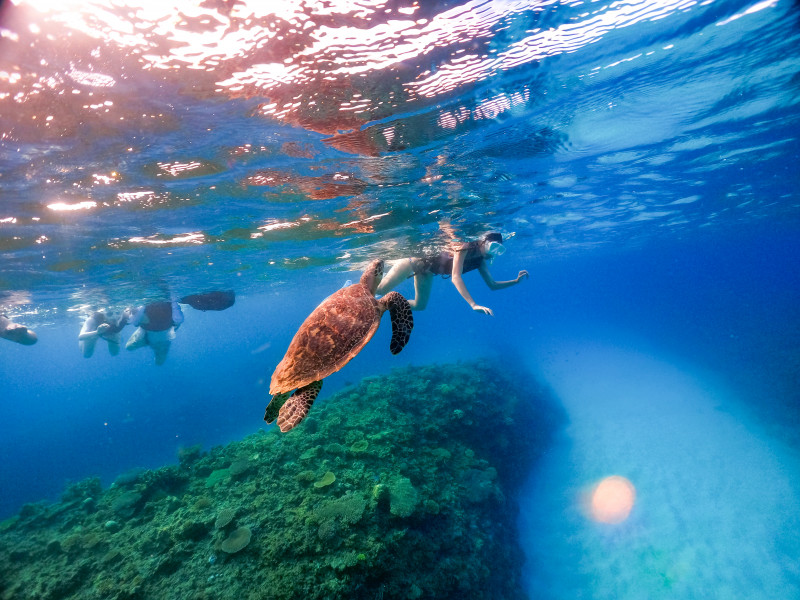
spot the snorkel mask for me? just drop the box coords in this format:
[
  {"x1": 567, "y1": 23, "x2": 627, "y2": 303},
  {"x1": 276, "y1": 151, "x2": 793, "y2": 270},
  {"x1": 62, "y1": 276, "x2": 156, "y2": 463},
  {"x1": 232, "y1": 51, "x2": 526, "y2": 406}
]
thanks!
[{"x1": 486, "y1": 240, "x2": 506, "y2": 258}]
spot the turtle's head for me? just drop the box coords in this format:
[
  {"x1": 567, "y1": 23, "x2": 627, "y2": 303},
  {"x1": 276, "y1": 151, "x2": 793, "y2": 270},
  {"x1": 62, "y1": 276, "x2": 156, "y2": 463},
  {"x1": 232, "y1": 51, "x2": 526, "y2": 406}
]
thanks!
[{"x1": 361, "y1": 259, "x2": 384, "y2": 293}]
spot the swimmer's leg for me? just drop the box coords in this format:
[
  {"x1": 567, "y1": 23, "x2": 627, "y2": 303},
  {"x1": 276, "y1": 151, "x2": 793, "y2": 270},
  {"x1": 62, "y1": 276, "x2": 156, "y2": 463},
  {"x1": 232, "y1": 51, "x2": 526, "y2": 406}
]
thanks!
[
  {"x1": 80, "y1": 338, "x2": 97, "y2": 359},
  {"x1": 107, "y1": 333, "x2": 121, "y2": 356},
  {"x1": 376, "y1": 258, "x2": 415, "y2": 295},
  {"x1": 126, "y1": 327, "x2": 148, "y2": 351},
  {"x1": 152, "y1": 342, "x2": 170, "y2": 366},
  {"x1": 408, "y1": 272, "x2": 433, "y2": 311}
]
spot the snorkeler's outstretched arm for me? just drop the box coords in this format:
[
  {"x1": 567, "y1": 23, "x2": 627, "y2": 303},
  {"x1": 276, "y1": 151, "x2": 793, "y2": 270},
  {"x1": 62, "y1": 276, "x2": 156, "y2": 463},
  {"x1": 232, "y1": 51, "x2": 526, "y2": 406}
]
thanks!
[
  {"x1": 78, "y1": 328, "x2": 104, "y2": 341},
  {"x1": 451, "y1": 250, "x2": 494, "y2": 316},
  {"x1": 478, "y1": 262, "x2": 529, "y2": 290}
]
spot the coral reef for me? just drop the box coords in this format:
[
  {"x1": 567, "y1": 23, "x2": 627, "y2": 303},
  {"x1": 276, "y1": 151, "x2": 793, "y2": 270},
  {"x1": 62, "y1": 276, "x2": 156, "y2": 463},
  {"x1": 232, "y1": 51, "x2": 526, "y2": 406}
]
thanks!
[
  {"x1": 0, "y1": 361, "x2": 561, "y2": 600},
  {"x1": 219, "y1": 527, "x2": 252, "y2": 554},
  {"x1": 314, "y1": 471, "x2": 336, "y2": 489}
]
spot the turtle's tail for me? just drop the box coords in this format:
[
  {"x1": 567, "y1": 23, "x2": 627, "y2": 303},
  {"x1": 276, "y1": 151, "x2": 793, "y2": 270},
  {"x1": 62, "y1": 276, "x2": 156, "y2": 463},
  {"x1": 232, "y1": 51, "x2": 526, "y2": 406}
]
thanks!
[{"x1": 382, "y1": 291, "x2": 413, "y2": 354}]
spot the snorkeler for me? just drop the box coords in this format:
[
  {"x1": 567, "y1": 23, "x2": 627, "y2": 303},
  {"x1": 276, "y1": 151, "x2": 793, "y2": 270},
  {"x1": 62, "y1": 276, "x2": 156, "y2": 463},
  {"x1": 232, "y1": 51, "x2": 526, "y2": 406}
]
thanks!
[
  {"x1": 376, "y1": 232, "x2": 528, "y2": 316},
  {"x1": 79, "y1": 309, "x2": 131, "y2": 358},
  {"x1": 125, "y1": 301, "x2": 184, "y2": 365},
  {"x1": 0, "y1": 314, "x2": 38, "y2": 345}
]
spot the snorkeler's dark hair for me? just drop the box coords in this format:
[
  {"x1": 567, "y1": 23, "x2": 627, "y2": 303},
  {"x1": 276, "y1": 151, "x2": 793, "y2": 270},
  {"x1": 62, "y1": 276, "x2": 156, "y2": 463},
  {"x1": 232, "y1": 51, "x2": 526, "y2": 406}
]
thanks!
[{"x1": 483, "y1": 232, "x2": 503, "y2": 244}]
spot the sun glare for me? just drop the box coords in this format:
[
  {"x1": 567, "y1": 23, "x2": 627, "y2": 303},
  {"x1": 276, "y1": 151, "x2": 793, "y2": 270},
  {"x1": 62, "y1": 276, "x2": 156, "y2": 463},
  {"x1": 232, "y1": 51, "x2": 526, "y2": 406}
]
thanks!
[{"x1": 588, "y1": 475, "x2": 636, "y2": 524}]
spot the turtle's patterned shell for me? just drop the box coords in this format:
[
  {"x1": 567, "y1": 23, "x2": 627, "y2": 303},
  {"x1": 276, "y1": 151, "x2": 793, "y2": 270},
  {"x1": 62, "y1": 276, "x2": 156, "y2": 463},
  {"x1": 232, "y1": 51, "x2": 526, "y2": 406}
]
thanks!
[{"x1": 270, "y1": 282, "x2": 381, "y2": 393}]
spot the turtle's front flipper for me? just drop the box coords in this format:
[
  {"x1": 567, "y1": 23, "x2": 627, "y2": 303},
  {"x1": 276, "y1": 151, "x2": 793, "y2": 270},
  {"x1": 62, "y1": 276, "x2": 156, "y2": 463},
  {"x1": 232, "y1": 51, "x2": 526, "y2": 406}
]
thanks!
[
  {"x1": 381, "y1": 291, "x2": 413, "y2": 354},
  {"x1": 277, "y1": 380, "x2": 322, "y2": 432},
  {"x1": 264, "y1": 392, "x2": 291, "y2": 424}
]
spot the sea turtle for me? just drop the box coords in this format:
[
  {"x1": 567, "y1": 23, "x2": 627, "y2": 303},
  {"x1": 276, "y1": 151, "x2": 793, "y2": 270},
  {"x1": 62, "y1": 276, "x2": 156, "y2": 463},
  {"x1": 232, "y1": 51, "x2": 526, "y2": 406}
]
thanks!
[{"x1": 265, "y1": 259, "x2": 413, "y2": 432}]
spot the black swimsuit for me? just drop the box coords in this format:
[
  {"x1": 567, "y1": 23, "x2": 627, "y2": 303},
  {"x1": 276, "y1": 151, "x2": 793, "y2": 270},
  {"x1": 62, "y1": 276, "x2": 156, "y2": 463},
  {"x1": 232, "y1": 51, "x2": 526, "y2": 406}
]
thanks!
[
  {"x1": 415, "y1": 242, "x2": 484, "y2": 277},
  {"x1": 140, "y1": 302, "x2": 175, "y2": 332}
]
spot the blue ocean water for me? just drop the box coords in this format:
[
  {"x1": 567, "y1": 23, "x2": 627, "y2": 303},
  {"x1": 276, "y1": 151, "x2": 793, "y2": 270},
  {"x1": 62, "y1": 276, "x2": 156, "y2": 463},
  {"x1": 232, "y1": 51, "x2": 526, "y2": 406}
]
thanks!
[{"x1": 1, "y1": 0, "x2": 799, "y2": 597}]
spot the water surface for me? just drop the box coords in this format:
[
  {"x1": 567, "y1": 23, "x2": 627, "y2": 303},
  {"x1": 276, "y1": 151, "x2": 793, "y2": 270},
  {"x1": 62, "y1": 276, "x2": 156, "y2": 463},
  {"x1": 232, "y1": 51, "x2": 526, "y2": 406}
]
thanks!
[{"x1": 1, "y1": 0, "x2": 799, "y2": 597}]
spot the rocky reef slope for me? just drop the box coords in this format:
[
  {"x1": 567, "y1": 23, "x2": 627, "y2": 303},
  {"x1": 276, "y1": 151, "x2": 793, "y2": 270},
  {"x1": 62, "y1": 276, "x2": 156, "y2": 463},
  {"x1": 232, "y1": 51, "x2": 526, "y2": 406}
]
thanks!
[{"x1": 0, "y1": 361, "x2": 561, "y2": 600}]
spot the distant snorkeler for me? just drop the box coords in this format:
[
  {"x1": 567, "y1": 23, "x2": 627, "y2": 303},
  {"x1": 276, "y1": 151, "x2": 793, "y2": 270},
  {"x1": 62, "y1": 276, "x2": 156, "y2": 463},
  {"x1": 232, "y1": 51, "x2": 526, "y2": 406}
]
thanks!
[
  {"x1": 126, "y1": 301, "x2": 184, "y2": 365},
  {"x1": 79, "y1": 309, "x2": 131, "y2": 358},
  {"x1": 0, "y1": 314, "x2": 38, "y2": 345},
  {"x1": 376, "y1": 232, "x2": 529, "y2": 316}
]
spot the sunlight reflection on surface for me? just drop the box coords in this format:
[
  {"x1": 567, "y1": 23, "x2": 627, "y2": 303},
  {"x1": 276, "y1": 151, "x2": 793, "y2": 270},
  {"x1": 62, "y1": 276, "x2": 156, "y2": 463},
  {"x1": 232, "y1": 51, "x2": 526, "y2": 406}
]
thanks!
[
  {"x1": 46, "y1": 200, "x2": 97, "y2": 211},
  {"x1": 6, "y1": 0, "x2": 718, "y2": 140},
  {"x1": 1, "y1": 0, "x2": 793, "y2": 310}
]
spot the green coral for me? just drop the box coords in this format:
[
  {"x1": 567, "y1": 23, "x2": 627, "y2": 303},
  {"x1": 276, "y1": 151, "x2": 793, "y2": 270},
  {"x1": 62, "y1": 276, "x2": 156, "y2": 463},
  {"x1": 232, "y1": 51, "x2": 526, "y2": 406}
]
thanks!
[
  {"x1": 228, "y1": 458, "x2": 251, "y2": 478},
  {"x1": 294, "y1": 470, "x2": 316, "y2": 483},
  {"x1": 0, "y1": 360, "x2": 561, "y2": 600},
  {"x1": 299, "y1": 447, "x2": 318, "y2": 461},
  {"x1": 349, "y1": 439, "x2": 369, "y2": 453},
  {"x1": 214, "y1": 507, "x2": 236, "y2": 529},
  {"x1": 387, "y1": 476, "x2": 419, "y2": 518},
  {"x1": 219, "y1": 526, "x2": 252, "y2": 554},
  {"x1": 461, "y1": 467, "x2": 498, "y2": 503},
  {"x1": 313, "y1": 471, "x2": 336, "y2": 488},
  {"x1": 315, "y1": 492, "x2": 366, "y2": 525},
  {"x1": 110, "y1": 490, "x2": 142, "y2": 517},
  {"x1": 323, "y1": 442, "x2": 347, "y2": 455},
  {"x1": 205, "y1": 468, "x2": 230, "y2": 488}
]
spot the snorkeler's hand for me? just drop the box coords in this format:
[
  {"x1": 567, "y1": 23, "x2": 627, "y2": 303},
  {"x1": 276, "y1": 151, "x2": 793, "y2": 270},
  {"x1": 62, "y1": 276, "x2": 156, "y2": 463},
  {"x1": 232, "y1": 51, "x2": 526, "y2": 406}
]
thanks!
[
  {"x1": 516, "y1": 270, "x2": 529, "y2": 283},
  {"x1": 96, "y1": 323, "x2": 111, "y2": 334},
  {"x1": 472, "y1": 304, "x2": 494, "y2": 316}
]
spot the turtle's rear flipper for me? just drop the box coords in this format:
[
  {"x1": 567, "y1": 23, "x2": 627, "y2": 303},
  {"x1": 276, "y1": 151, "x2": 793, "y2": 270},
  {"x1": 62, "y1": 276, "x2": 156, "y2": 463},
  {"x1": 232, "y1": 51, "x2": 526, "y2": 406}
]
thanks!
[
  {"x1": 277, "y1": 380, "x2": 322, "y2": 432},
  {"x1": 382, "y1": 291, "x2": 413, "y2": 354},
  {"x1": 264, "y1": 392, "x2": 291, "y2": 424}
]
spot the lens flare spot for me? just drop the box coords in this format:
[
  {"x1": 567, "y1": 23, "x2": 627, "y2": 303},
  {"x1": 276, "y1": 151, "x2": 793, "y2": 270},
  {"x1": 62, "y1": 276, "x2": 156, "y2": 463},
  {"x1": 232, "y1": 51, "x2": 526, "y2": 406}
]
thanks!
[{"x1": 589, "y1": 476, "x2": 636, "y2": 524}]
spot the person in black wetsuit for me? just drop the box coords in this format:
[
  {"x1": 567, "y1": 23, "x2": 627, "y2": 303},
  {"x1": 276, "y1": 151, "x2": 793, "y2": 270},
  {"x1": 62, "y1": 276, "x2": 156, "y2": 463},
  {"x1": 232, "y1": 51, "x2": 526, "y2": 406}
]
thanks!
[
  {"x1": 78, "y1": 309, "x2": 131, "y2": 357},
  {"x1": 376, "y1": 232, "x2": 528, "y2": 316},
  {"x1": 0, "y1": 314, "x2": 38, "y2": 345},
  {"x1": 125, "y1": 301, "x2": 184, "y2": 365}
]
